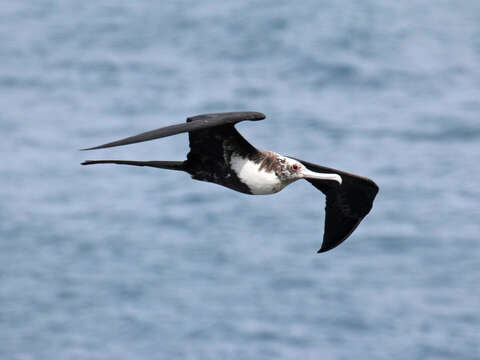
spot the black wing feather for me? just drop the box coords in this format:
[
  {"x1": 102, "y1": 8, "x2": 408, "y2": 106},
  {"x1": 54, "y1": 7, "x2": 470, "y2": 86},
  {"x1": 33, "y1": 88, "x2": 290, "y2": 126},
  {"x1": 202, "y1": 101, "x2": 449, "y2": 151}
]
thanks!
[
  {"x1": 81, "y1": 111, "x2": 265, "y2": 150},
  {"x1": 292, "y1": 158, "x2": 379, "y2": 253}
]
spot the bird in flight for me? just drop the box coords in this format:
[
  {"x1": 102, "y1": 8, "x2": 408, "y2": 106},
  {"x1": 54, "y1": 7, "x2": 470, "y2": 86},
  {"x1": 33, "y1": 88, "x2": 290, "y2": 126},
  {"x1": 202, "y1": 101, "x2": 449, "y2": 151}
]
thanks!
[{"x1": 82, "y1": 111, "x2": 378, "y2": 253}]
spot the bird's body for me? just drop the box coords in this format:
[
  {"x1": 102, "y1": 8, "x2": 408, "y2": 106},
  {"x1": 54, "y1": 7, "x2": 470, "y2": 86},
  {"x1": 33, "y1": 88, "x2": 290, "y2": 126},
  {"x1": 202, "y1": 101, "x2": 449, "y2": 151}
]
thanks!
[
  {"x1": 82, "y1": 111, "x2": 378, "y2": 253},
  {"x1": 230, "y1": 151, "x2": 287, "y2": 195}
]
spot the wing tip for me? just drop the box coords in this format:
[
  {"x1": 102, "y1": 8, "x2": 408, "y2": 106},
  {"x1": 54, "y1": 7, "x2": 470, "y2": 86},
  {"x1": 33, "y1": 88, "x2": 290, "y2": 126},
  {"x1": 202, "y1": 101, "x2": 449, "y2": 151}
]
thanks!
[
  {"x1": 248, "y1": 111, "x2": 266, "y2": 120},
  {"x1": 316, "y1": 217, "x2": 364, "y2": 254},
  {"x1": 80, "y1": 142, "x2": 121, "y2": 151},
  {"x1": 316, "y1": 242, "x2": 342, "y2": 254},
  {"x1": 187, "y1": 111, "x2": 266, "y2": 123}
]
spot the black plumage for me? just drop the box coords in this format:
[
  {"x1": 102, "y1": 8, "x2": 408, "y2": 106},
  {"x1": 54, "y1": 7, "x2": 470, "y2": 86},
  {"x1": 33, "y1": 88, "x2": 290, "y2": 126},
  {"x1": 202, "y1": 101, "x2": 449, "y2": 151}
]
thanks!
[{"x1": 82, "y1": 111, "x2": 378, "y2": 253}]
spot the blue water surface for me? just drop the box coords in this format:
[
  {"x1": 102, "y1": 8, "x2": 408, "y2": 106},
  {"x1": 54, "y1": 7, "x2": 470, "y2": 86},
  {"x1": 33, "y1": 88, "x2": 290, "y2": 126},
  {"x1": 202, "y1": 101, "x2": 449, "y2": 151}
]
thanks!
[{"x1": 1, "y1": 1, "x2": 479, "y2": 359}]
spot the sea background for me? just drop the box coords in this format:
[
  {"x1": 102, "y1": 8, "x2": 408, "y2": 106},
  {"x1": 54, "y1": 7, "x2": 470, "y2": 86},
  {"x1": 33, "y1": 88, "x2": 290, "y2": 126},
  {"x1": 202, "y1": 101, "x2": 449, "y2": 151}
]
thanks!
[{"x1": 1, "y1": 1, "x2": 479, "y2": 359}]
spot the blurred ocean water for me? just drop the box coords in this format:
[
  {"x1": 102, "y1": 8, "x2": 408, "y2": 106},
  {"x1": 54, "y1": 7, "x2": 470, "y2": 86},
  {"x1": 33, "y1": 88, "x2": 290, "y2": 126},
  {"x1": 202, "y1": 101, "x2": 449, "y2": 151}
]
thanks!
[{"x1": 1, "y1": 1, "x2": 479, "y2": 359}]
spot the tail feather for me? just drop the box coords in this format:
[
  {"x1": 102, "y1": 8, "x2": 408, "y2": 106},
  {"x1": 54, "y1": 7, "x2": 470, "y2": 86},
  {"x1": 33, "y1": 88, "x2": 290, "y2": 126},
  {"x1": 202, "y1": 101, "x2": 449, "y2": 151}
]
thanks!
[{"x1": 81, "y1": 160, "x2": 186, "y2": 171}]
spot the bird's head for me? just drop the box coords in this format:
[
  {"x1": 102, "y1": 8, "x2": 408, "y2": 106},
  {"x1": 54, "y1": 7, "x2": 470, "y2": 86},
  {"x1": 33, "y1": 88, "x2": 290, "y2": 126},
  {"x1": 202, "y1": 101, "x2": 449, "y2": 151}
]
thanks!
[{"x1": 281, "y1": 157, "x2": 342, "y2": 184}]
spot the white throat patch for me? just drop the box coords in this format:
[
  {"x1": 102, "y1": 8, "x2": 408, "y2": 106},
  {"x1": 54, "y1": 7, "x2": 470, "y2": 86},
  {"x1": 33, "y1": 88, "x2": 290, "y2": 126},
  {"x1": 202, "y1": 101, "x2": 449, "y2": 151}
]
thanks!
[{"x1": 230, "y1": 154, "x2": 285, "y2": 195}]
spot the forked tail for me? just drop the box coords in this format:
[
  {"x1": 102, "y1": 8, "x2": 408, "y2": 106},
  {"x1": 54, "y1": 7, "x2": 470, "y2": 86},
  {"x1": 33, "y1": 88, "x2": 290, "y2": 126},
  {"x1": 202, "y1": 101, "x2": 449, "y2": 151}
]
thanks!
[{"x1": 81, "y1": 160, "x2": 186, "y2": 171}]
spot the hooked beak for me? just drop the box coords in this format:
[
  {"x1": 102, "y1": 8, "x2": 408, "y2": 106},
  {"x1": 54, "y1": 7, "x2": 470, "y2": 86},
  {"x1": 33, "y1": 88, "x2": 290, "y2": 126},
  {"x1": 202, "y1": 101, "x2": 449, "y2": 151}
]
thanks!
[{"x1": 300, "y1": 168, "x2": 342, "y2": 185}]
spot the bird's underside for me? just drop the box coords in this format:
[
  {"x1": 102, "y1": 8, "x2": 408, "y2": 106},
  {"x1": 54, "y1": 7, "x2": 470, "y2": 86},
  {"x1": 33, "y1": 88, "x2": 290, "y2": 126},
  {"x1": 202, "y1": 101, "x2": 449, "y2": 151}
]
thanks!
[{"x1": 82, "y1": 111, "x2": 378, "y2": 253}]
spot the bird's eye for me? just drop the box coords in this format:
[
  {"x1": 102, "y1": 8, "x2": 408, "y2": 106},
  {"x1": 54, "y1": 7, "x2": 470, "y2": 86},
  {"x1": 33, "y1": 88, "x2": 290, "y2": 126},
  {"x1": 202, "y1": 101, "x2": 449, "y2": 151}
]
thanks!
[{"x1": 291, "y1": 164, "x2": 299, "y2": 171}]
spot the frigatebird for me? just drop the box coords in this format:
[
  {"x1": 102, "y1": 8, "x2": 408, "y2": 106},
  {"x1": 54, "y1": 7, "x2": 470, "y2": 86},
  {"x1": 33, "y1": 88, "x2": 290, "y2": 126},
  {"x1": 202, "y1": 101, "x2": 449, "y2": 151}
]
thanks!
[{"x1": 82, "y1": 111, "x2": 378, "y2": 253}]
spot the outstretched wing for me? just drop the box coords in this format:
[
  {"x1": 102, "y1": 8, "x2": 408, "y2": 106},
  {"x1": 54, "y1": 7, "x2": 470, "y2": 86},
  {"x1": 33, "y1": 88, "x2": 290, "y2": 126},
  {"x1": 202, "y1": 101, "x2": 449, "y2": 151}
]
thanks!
[
  {"x1": 292, "y1": 158, "x2": 379, "y2": 253},
  {"x1": 81, "y1": 111, "x2": 265, "y2": 150}
]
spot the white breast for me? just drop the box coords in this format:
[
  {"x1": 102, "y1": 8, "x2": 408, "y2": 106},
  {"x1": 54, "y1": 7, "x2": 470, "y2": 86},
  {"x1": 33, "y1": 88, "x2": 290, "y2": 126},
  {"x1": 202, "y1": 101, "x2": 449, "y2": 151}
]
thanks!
[{"x1": 230, "y1": 155, "x2": 284, "y2": 195}]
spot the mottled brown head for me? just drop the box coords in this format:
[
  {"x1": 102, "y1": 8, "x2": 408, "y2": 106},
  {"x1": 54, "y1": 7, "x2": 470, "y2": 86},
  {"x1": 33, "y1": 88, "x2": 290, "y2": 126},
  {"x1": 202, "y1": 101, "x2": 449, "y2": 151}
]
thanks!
[{"x1": 256, "y1": 151, "x2": 342, "y2": 185}]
